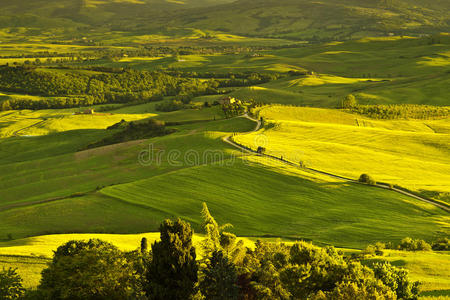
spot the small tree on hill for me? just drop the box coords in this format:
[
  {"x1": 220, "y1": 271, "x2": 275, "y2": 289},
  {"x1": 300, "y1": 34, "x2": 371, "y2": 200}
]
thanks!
[
  {"x1": 359, "y1": 174, "x2": 376, "y2": 185},
  {"x1": 342, "y1": 94, "x2": 357, "y2": 109},
  {"x1": 257, "y1": 146, "x2": 266, "y2": 154},
  {"x1": 146, "y1": 219, "x2": 198, "y2": 299}
]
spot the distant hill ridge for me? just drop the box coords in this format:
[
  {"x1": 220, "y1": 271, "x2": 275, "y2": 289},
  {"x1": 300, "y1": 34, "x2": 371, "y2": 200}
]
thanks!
[{"x1": 0, "y1": 0, "x2": 448, "y2": 41}]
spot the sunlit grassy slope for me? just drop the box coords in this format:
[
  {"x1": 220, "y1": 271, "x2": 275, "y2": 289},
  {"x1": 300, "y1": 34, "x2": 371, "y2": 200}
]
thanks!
[
  {"x1": 2, "y1": 0, "x2": 447, "y2": 43},
  {"x1": 1, "y1": 154, "x2": 447, "y2": 247},
  {"x1": 235, "y1": 106, "x2": 450, "y2": 198},
  {"x1": 0, "y1": 105, "x2": 225, "y2": 137},
  {"x1": 0, "y1": 106, "x2": 447, "y2": 248},
  {"x1": 0, "y1": 114, "x2": 253, "y2": 207}
]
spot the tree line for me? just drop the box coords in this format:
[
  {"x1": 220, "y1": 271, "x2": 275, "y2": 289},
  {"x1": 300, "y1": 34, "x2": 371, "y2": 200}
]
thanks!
[
  {"x1": 0, "y1": 66, "x2": 219, "y2": 110},
  {"x1": 350, "y1": 104, "x2": 450, "y2": 120},
  {"x1": 341, "y1": 94, "x2": 450, "y2": 119},
  {"x1": 0, "y1": 203, "x2": 429, "y2": 300},
  {"x1": 0, "y1": 66, "x2": 285, "y2": 111}
]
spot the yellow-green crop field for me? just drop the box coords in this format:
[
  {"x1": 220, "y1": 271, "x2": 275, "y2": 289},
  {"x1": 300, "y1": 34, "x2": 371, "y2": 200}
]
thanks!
[{"x1": 235, "y1": 106, "x2": 450, "y2": 200}]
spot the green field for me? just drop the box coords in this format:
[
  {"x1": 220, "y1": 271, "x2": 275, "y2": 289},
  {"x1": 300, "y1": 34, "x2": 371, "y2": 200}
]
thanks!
[
  {"x1": 0, "y1": 105, "x2": 447, "y2": 248},
  {"x1": 0, "y1": 3, "x2": 449, "y2": 296},
  {"x1": 235, "y1": 106, "x2": 450, "y2": 201}
]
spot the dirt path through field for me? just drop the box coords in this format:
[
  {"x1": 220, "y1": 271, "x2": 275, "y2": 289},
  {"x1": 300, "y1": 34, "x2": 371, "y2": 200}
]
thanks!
[{"x1": 224, "y1": 115, "x2": 450, "y2": 213}]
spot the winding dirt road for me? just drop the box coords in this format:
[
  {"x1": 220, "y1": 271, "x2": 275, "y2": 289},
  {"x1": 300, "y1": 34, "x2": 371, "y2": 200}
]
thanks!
[{"x1": 224, "y1": 114, "x2": 450, "y2": 213}]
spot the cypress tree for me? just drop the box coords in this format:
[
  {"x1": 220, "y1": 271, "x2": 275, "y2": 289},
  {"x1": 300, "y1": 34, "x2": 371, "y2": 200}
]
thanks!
[{"x1": 146, "y1": 219, "x2": 198, "y2": 299}]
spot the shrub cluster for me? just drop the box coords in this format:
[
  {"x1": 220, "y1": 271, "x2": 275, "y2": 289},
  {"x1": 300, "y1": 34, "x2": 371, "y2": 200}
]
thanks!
[
  {"x1": 85, "y1": 119, "x2": 175, "y2": 149},
  {"x1": 1, "y1": 204, "x2": 422, "y2": 300},
  {"x1": 350, "y1": 104, "x2": 450, "y2": 120},
  {"x1": 359, "y1": 173, "x2": 376, "y2": 185}
]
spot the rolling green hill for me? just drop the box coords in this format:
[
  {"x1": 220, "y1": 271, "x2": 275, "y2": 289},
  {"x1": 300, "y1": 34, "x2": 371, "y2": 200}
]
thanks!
[
  {"x1": 167, "y1": 0, "x2": 450, "y2": 40},
  {"x1": 236, "y1": 106, "x2": 450, "y2": 201},
  {"x1": 0, "y1": 107, "x2": 448, "y2": 249},
  {"x1": 0, "y1": 0, "x2": 448, "y2": 44}
]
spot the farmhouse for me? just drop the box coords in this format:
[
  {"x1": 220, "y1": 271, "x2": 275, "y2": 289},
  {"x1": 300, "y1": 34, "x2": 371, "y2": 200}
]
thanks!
[
  {"x1": 220, "y1": 97, "x2": 237, "y2": 105},
  {"x1": 83, "y1": 109, "x2": 95, "y2": 114}
]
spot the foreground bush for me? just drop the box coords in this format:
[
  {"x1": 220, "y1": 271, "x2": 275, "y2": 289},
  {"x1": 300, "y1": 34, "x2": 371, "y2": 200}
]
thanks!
[
  {"x1": 0, "y1": 268, "x2": 25, "y2": 300},
  {"x1": 23, "y1": 204, "x2": 421, "y2": 299},
  {"x1": 239, "y1": 240, "x2": 398, "y2": 299},
  {"x1": 373, "y1": 262, "x2": 420, "y2": 300},
  {"x1": 398, "y1": 237, "x2": 432, "y2": 251},
  {"x1": 39, "y1": 239, "x2": 144, "y2": 300}
]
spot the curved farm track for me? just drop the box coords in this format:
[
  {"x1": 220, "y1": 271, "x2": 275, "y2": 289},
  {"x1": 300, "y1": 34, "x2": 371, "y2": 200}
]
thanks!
[{"x1": 225, "y1": 114, "x2": 450, "y2": 213}]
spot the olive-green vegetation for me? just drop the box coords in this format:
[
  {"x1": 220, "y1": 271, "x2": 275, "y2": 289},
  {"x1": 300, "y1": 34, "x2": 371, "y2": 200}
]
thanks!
[
  {"x1": 85, "y1": 119, "x2": 175, "y2": 149},
  {"x1": 0, "y1": 66, "x2": 222, "y2": 110},
  {"x1": 1, "y1": 209, "x2": 441, "y2": 299},
  {"x1": 0, "y1": 267, "x2": 26, "y2": 299}
]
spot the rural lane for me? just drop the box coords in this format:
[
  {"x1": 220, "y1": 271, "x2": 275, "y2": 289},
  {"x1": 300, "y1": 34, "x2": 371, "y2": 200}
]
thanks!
[{"x1": 224, "y1": 114, "x2": 450, "y2": 213}]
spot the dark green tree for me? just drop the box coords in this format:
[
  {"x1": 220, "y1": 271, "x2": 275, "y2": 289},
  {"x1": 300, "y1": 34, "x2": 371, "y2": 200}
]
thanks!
[
  {"x1": 38, "y1": 239, "x2": 143, "y2": 299},
  {"x1": 359, "y1": 173, "x2": 376, "y2": 185},
  {"x1": 200, "y1": 250, "x2": 239, "y2": 300},
  {"x1": 141, "y1": 237, "x2": 148, "y2": 254},
  {"x1": 146, "y1": 219, "x2": 198, "y2": 299},
  {"x1": 0, "y1": 268, "x2": 25, "y2": 300}
]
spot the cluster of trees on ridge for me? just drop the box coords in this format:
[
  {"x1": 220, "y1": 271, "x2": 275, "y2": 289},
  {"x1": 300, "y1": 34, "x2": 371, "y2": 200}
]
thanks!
[
  {"x1": 0, "y1": 66, "x2": 284, "y2": 111},
  {"x1": 342, "y1": 94, "x2": 450, "y2": 119},
  {"x1": 0, "y1": 66, "x2": 215, "y2": 111},
  {"x1": 1, "y1": 203, "x2": 440, "y2": 300},
  {"x1": 84, "y1": 119, "x2": 175, "y2": 150}
]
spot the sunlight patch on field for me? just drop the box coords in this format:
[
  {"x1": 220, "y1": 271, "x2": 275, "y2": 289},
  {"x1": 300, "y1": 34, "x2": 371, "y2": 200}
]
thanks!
[
  {"x1": 357, "y1": 36, "x2": 417, "y2": 43},
  {"x1": 118, "y1": 56, "x2": 165, "y2": 62},
  {"x1": 0, "y1": 110, "x2": 154, "y2": 137},
  {"x1": 85, "y1": 0, "x2": 145, "y2": 7},
  {"x1": 289, "y1": 74, "x2": 376, "y2": 86},
  {"x1": 417, "y1": 56, "x2": 450, "y2": 67},
  {"x1": 238, "y1": 106, "x2": 450, "y2": 194},
  {"x1": 0, "y1": 232, "x2": 257, "y2": 258}
]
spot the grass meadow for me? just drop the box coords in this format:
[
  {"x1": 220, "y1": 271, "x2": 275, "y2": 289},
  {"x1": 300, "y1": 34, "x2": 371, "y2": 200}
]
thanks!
[{"x1": 235, "y1": 106, "x2": 450, "y2": 199}]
